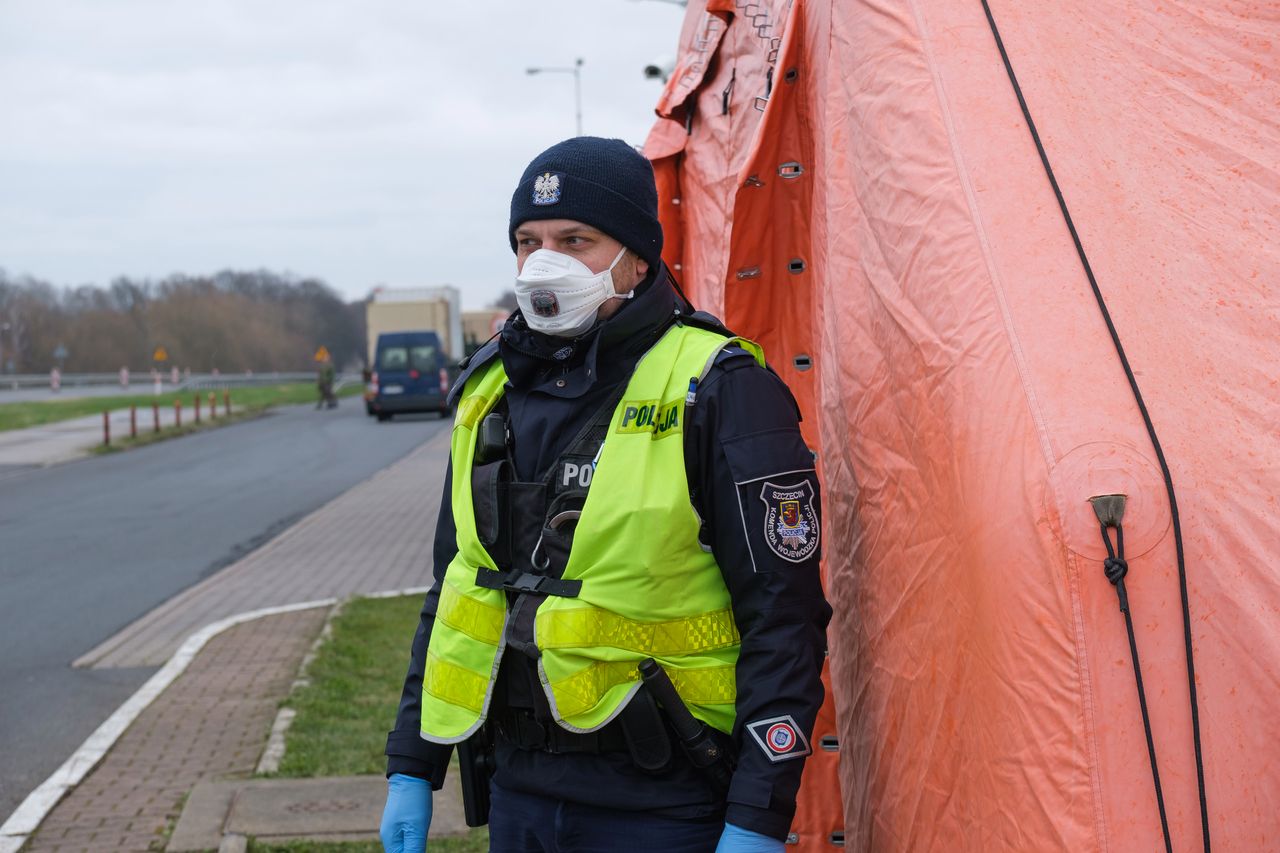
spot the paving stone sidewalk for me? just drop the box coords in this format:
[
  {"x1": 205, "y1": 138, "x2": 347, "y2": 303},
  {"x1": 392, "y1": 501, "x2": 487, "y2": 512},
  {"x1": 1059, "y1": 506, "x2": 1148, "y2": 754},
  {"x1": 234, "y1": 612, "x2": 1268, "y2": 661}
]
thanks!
[{"x1": 24, "y1": 607, "x2": 330, "y2": 852}]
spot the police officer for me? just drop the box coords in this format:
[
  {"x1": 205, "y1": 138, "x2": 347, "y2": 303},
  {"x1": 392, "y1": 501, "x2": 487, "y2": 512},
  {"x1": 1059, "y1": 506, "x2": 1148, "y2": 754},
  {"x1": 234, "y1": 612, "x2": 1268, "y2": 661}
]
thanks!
[{"x1": 380, "y1": 137, "x2": 830, "y2": 853}]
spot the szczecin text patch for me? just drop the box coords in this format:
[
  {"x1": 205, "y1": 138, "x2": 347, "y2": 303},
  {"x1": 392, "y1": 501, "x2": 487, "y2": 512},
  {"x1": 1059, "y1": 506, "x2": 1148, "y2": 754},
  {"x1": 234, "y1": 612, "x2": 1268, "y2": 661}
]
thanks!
[{"x1": 758, "y1": 479, "x2": 820, "y2": 562}]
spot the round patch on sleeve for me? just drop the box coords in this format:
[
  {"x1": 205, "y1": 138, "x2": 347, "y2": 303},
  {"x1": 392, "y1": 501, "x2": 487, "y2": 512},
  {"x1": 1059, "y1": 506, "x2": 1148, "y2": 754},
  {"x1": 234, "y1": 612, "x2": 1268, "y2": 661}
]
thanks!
[
  {"x1": 766, "y1": 722, "x2": 797, "y2": 753},
  {"x1": 746, "y1": 715, "x2": 812, "y2": 763}
]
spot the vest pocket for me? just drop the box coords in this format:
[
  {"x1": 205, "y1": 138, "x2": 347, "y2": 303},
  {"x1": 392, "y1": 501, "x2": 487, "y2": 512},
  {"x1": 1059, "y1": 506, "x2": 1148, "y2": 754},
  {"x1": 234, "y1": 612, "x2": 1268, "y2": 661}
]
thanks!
[{"x1": 472, "y1": 459, "x2": 510, "y2": 555}]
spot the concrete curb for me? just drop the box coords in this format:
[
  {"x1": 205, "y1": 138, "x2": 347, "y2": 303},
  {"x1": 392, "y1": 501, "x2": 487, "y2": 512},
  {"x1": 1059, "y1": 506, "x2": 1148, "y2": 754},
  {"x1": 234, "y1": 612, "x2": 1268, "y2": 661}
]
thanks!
[{"x1": 0, "y1": 585, "x2": 431, "y2": 853}]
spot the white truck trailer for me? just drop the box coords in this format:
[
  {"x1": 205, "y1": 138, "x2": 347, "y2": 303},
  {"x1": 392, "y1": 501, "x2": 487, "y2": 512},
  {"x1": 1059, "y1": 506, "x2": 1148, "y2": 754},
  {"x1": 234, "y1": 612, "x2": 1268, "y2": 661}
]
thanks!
[{"x1": 364, "y1": 286, "x2": 463, "y2": 365}]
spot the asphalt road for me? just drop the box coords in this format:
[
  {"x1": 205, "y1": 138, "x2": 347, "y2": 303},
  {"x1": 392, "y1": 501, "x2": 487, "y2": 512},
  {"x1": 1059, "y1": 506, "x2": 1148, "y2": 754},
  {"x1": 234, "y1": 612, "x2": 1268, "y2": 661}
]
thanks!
[{"x1": 0, "y1": 401, "x2": 450, "y2": 822}]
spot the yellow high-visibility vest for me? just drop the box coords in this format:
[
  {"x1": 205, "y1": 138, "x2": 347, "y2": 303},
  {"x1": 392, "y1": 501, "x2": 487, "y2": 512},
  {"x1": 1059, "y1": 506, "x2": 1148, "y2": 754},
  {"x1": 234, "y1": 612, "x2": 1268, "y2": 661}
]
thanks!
[{"x1": 420, "y1": 323, "x2": 764, "y2": 743}]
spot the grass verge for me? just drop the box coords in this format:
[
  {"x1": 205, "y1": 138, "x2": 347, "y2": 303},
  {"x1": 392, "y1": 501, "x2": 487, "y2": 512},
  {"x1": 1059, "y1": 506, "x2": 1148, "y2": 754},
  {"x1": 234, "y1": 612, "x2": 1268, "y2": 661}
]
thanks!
[
  {"x1": 275, "y1": 594, "x2": 423, "y2": 778},
  {"x1": 92, "y1": 408, "x2": 265, "y2": 454},
  {"x1": 246, "y1": 830, "x2": 490, "y2": 852},
  {"x1": 77, "y1": 384, "x2": 363, "y2": 454},
  {"x1": 0, "y1": 382, "x2": 362, "y2": 433},
  {"x1": 268, "y1": 594, "x2": 487, "y2": 851}
]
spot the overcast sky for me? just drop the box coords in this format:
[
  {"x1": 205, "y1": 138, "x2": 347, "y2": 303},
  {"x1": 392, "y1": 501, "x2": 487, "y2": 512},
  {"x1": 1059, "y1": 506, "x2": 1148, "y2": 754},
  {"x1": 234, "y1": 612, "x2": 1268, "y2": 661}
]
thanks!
[{"x1": 0, "y1": 1, "x2": 686, "y2": 308}]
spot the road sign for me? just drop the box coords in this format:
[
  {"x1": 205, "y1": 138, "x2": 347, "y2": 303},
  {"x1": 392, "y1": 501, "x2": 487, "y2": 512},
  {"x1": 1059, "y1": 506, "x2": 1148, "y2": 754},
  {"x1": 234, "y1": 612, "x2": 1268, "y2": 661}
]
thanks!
[
  {"x1": 314, "y1": 345, "x2": 330, "y2": 362},
  {"x1": 153, "y1": 346, "x2": 169, "y2": 362}
]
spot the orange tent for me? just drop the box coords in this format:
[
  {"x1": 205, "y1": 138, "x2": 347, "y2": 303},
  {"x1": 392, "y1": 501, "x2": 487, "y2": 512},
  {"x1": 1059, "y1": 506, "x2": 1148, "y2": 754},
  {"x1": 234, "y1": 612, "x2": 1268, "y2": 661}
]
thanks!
[{"x1": 645, "y1": 1, "x2": 1279, "y2": 850}]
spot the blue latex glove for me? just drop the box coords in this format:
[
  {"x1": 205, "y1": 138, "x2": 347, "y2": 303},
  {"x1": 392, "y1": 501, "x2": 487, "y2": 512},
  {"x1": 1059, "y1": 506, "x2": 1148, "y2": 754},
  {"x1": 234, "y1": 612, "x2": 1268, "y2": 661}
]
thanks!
[
  {"x1": 715, "y1": 823, "x2": 785, "y2": 852},
  {"x1": 380, "y1": 773, "x2": 432, "y2": 853}
]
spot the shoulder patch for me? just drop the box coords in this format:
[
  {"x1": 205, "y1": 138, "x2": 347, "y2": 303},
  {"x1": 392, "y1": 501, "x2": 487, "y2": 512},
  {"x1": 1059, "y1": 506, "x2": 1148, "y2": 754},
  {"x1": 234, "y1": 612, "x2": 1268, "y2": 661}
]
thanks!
[
  {"x1": 746, "y1": 715, "x2": 811, "y2": 763},
  {"x1": 758, "y1": 478, "x2": 820, "y2": 562}
]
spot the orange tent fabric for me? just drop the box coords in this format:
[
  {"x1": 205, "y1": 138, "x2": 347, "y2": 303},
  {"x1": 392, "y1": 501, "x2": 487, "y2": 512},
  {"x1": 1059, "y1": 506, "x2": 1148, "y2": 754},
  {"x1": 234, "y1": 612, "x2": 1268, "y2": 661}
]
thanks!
[{"x1": 645, "y1": 1, "x2": 1279, "y2": 850}]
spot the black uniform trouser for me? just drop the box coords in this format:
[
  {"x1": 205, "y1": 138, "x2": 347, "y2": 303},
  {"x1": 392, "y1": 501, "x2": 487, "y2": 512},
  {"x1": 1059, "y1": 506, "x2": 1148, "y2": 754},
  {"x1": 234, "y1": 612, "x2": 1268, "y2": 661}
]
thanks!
[{"x1": 488, "y1": 781, "x2": 724, "y2": 853}]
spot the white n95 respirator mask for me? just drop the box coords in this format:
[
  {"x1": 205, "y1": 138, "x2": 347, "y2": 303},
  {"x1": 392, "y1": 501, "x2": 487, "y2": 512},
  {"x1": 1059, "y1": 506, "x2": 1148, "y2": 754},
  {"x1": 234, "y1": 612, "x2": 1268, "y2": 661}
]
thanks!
[{"x1": 514, "y1": 247, "x2": 632, "y2": 337}]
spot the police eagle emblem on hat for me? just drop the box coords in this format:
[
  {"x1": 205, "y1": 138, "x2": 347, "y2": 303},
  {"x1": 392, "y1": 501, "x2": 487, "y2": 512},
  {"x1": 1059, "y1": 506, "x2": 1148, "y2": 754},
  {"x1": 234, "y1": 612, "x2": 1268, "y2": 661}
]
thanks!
[{"x1": 532, "y1": 172, "x2": 562, "y2": 205}]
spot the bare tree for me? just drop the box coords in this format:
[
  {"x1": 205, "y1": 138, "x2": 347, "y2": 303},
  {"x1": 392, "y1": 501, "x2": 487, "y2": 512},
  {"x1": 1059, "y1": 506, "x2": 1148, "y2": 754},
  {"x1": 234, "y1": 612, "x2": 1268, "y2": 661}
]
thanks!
[{"x1": 0, "y1": 268, "x2": 366, "y2": 372}]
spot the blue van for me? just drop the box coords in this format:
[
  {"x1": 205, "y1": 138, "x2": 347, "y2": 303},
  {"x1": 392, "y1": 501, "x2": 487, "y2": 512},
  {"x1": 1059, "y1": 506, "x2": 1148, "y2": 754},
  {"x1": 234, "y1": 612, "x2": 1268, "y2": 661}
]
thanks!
[{"x1": 368, "y1": 331, "x2": 453, "y2": 421}]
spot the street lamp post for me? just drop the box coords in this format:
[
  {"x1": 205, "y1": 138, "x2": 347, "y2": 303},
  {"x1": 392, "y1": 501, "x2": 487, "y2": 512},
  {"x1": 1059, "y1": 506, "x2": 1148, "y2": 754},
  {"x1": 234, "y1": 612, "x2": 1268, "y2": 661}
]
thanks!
[{"x1": 526, "y1": 58, "x2": 584, "y2": 137}]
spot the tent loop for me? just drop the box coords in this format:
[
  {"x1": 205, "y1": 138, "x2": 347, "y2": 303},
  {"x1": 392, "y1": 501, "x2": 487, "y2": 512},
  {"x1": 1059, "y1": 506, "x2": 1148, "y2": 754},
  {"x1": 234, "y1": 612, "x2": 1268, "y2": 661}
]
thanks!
[{"x1": 1091, "y1": 495, "x2": 1173, "y2": 853}]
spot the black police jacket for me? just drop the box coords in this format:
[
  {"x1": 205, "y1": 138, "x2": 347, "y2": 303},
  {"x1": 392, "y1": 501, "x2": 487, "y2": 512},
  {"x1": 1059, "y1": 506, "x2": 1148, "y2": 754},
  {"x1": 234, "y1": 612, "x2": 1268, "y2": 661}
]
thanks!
[{"x1": 386, "y1": 264, "x2": 831, "y2": 841}]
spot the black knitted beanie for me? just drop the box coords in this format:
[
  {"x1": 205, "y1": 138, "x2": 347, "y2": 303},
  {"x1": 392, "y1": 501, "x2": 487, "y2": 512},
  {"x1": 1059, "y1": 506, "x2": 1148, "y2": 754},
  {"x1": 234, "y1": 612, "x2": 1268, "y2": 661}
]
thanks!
[{"x1": 509, "y1": 136, "x2": 663, "y2": 271}]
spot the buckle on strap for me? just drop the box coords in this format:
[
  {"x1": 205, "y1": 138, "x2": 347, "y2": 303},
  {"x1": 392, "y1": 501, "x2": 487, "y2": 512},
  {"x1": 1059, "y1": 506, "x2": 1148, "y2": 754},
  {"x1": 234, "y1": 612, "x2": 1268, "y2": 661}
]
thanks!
[{"x1": 474, "y1": 568, "x2": 582, "y2": 599}]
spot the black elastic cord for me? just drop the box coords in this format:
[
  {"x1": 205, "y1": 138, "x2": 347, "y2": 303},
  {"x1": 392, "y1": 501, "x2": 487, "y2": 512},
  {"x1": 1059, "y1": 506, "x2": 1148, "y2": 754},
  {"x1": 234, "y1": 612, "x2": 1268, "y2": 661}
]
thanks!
[
  {"x1": 978, "y1": 3, "x2": 1211, "y2": 849},
  {"x1": 1101, "y1": 523, "x2": 1174, "y2": 853}
]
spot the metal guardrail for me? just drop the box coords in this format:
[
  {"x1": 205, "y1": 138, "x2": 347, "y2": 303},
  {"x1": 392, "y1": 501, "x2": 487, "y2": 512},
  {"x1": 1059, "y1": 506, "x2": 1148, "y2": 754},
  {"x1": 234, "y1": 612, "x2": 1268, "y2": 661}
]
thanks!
[
  {"x1": 0, "y1": 373, "x2": 128, "y2": 391},
  {"x1": 0, "y1": 371, "x2": 355, "y2": 393}
]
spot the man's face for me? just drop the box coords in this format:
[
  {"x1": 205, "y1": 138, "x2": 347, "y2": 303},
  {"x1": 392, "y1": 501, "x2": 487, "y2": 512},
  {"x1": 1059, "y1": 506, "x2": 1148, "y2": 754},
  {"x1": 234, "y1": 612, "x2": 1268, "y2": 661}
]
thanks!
[{"x1": 514, "y1": 219, "x2": 649, "y2": 320}]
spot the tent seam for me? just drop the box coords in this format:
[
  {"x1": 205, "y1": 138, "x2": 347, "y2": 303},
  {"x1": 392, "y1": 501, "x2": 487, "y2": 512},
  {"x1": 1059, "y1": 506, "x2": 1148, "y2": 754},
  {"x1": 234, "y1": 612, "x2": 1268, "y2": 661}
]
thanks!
[
  {"x1": 907, "y1": 0, "x2": 1110, "y2": 849},
  {"x1": 905, "y1": 0, "x2": 1056, "y2": 472}
]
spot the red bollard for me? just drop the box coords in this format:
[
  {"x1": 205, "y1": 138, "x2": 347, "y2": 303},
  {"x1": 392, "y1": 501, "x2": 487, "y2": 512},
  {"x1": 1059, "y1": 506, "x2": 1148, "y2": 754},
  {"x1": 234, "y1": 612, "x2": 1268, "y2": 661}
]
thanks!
[
  {"x1": 174, "y1": 399, "x2": 182, "y2": 428},
  {"x1": 153, "y1": 402, "x2": 160, "y2": 433},
  {"x1": 194, "y1": 394, "x2": 201, "y2": 424},
  {"x1": 130, "y1": 405, "x2": 137, "y2": 438},
  {"x1": 102, "y1": 411, "x2": 110, "y2": 446}
]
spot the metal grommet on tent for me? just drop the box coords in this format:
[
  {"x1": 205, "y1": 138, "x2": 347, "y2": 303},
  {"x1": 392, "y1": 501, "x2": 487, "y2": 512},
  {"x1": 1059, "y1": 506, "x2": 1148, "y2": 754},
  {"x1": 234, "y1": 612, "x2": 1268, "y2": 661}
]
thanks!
[
  {"x1": 820, "y1": 735, "x2": 839, "y2": 751},
  {"x1": 736, "y1": 267, "x2": 762, "y2": 280},
  {"x1": 778, "y1": 161, "x2": 805, "y2": 179},
  {"x1": 785, "y1": 832, "x2": 800, "y2": 845},
  {"x1": 744, "y1": 174, "x2": 764, "y2": 188},
  {"x1": 784, "y1": 66, "x2": 799, "y2": 83},
  {"x1": 794, "y1": 354, "x2": 813, "y2": 371},
  {"x1": 829, "y1": 831, "x2": 846, "y2": 847},
  {"x1": 788, "y1": 258, "x2": 806, "y2": 274}
]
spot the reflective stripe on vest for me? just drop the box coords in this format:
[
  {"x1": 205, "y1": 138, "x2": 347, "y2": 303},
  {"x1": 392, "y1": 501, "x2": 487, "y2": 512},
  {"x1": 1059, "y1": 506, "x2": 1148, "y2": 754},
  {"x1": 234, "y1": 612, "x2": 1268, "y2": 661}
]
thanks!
[{"x1": 420, "y1": 324, "x2": 765, "y2": 742}]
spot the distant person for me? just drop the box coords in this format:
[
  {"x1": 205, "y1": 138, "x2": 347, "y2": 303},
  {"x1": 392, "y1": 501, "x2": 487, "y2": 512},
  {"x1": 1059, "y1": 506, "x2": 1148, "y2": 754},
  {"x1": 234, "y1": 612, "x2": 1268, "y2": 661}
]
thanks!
[
  {"x1": 380, "y1": 137, "x2": 830, "y2": 853},
  {"x1": 316, "y1": 354, "x2": 338, "y2": 410}
]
